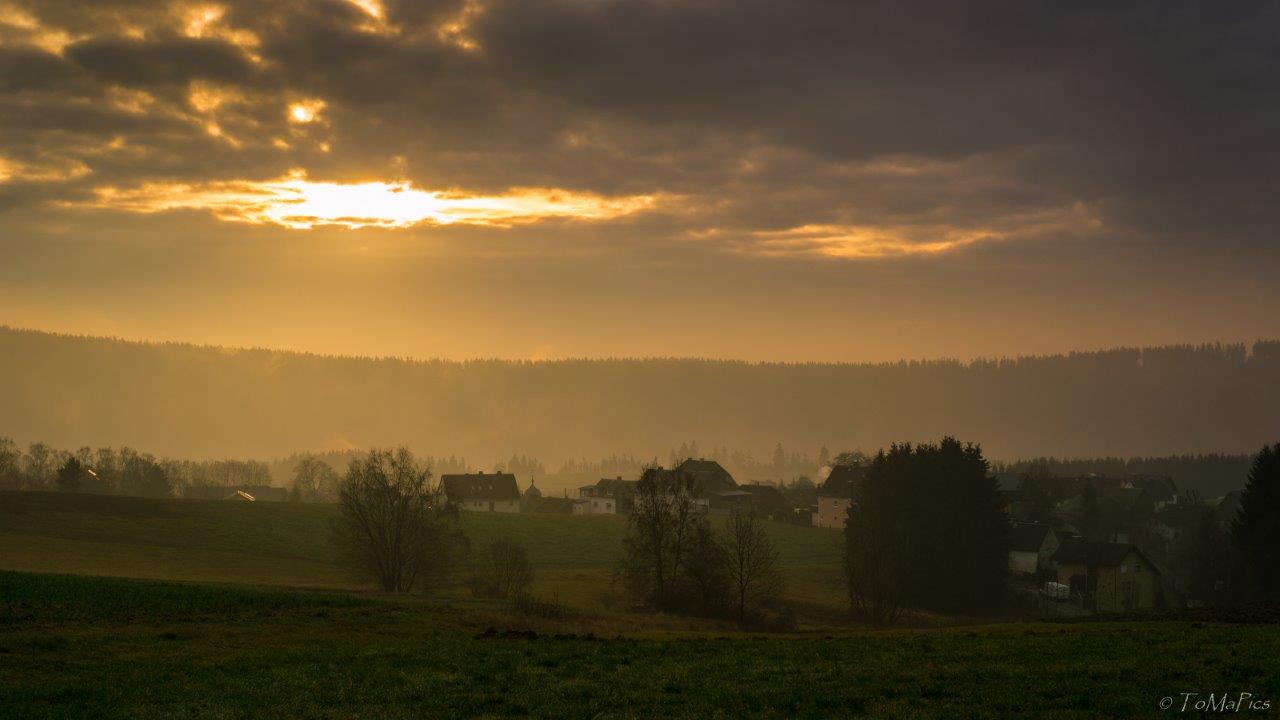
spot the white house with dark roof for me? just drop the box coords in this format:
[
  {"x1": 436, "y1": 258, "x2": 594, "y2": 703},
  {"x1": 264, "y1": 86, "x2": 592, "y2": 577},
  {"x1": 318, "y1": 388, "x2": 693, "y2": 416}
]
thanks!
[
  {"x1": 441, "y1": 471, "x2": 521, "y2": 512},
  {"x1": 812, "y1": 464, "x2": 866, "y2": 528}
]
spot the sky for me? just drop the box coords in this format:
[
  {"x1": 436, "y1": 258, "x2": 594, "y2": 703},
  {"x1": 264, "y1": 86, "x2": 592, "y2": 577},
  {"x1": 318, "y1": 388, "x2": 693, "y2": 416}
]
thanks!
[{"x1": 1, "y1": 0, "x2": 1278, "y2": 362}]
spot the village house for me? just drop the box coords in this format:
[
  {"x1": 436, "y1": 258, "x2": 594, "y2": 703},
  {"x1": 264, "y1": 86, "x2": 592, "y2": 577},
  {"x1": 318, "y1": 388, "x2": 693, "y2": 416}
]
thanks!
[
  {"x1": 574, "y1": 476, "x2": 638, "y2": 515},
  {"x1": 633, "y1": 459, "x2": 738, "y2": 512},
  {"x1": 812, "y1": 464, "x2": 865, "y2": 528},
  {"x1": 441, "y1": 471, "x2": 521, "y2": 512},
  {"x1": 673, "y1": 458, "x2": 737, "y2": 494},
  {"x1": 1051, "y1": 538, "x2": 1163, "y2": 612},
  {"x1": 1008, "y1": 522, "x2": 1061, "y2": 576}
]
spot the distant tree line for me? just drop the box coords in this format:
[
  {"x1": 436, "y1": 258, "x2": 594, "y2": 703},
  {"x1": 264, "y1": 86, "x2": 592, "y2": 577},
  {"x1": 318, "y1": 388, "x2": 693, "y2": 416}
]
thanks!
[
  {"x1": 9, "y1": 328, "x2": 1278, "y2": 467},
  {"x1": 0, "y1": 437, "x2": 268, "y2": 498},
  {"x1": 994, "y1": 453, "x2": 1255, "y2": 499}
]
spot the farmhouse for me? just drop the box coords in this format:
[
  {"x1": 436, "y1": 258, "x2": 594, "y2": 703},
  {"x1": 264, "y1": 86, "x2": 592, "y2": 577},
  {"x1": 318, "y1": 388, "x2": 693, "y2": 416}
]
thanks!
[
  {"x1": 673, "y1": 458, "x2": 737, "y2": 494},
  {"x1": 812, "y1": 464, "x2": 865, "y2": 528},
  {"x1": 1008, "y1": 522, "x2": 1061, "y2": 576},
  {"x1": 441, "y1": 471, "x2": 521, "y2": 512},
  {"x1": 575, "y1": 476, "x2": 638, "y2": 514},
  {"x1": 1051, "y1": 538, "x2": 1163, "y2": 612},
  {"x1": 635, "y1": 459, "x2": 738, "y2": 511}
]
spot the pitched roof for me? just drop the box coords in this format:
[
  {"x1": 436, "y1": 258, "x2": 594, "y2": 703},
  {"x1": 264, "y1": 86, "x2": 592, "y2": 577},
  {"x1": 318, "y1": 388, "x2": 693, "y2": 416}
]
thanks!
[
  {"x1": 673, "y1": 458, "x2": 737, "y2": 494},
  {"x1": 739, "y1": 483, "x2": 784, "y2": 500},
  {"x1": 1009, "y1": 523, "x2": 1054, "y2": 553},
  {"x1": 818, "y1": 464, "x2": 866, "y2": 498},
  {"x1": 1051, "y1": 538, "x2": 1160, "y2": 573},
  {"x1": 595, "y1": 478, "x2": 638, "y2": 497},
  {"x1": 441, "y1": 472, "x2": 520, "y2": 501}
]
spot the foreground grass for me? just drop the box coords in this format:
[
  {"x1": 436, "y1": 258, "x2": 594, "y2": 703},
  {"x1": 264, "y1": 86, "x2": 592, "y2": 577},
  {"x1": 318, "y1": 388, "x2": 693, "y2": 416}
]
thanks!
[{"x1": 3, "y1": 572, "x2": 1280, "y2": 719}]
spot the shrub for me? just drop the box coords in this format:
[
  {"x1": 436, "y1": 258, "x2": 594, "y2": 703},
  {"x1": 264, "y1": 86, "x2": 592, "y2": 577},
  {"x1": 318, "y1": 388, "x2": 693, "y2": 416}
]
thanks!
[{"x1": 468, "y1": 538, "x2": 534, "y2": 600}]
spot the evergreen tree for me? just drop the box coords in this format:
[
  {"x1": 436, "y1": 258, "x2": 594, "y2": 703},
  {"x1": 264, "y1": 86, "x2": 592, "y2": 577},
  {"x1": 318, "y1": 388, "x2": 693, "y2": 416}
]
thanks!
[
  {"x1": 1231, "y1": 443, "x2": 1280, "y2": 599},
  {"x1": 1079, "y1": 481, "x2": 1103, "y2": 541},
  {"x1": 55, "y1": 456, "x2": 86, "y2": 493},
  {"x1": 843, "y1": 437, "x2": 1008, "y2": 621}
]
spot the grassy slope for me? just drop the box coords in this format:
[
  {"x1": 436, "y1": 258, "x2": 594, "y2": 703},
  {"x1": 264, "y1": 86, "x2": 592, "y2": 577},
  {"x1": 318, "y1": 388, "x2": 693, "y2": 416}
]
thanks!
[
  {"x1": 4, "y1": 572, "x2": 1280, "y2": 719},
  {"x1": 0, "y1": 492, "x2": 845, "y2": 612}
]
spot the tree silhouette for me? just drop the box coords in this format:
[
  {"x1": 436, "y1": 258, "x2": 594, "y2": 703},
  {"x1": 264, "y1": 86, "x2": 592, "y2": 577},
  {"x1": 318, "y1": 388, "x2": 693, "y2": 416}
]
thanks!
[
  {"x1": 844, "y1": 438, "x2": 1008, "y2": 622},
  {"x1": 1231, "y1": 443, "x2": 1280, "y2": 599},
  {"x1": 55, "y1": 456, "x2": 86, "y2": 493}
]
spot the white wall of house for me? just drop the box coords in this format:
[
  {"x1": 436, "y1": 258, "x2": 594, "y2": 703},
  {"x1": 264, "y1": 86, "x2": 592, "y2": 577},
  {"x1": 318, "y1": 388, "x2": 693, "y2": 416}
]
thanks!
[
  {"x1": 572, "y1": 497, "x2": 617, "y2": 514},
  {"x1": 813, "y1": 496, "x2": 850, "y2": 528},
  {"x1": 460, "y1": 498, "x2": 520, "y2": 513}
]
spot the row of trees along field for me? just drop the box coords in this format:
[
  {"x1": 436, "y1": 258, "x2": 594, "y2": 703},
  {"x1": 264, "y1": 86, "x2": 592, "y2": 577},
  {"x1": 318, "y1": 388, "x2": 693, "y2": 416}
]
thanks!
[{"x1": 0, "y1": 437, "x2": 270, "y2": 498}]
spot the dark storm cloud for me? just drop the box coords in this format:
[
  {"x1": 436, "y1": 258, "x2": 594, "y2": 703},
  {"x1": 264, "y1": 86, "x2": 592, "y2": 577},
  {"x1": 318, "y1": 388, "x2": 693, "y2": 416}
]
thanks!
[
  {"x1": 0, "y1": 0, "x2": 1277, "y2": 253},
  {"x1": 66, "y1": 37, "x2": 258, "y2": 86}
]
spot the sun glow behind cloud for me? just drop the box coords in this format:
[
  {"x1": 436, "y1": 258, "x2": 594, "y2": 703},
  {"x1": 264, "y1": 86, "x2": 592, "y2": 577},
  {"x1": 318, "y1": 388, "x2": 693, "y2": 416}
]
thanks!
[{"x1": 70, "y1": 171, "x2": 665, "y2": 229}]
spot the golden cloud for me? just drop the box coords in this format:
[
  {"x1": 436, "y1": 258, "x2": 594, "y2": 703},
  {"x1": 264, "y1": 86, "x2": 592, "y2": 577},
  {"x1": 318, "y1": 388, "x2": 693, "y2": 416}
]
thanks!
[
  {"x1": 747, "y1": 224, "x2": 1000, "y2": 259},
  {"x1": 0, "y1": 3, "x2": 77, "y2": 54},
  {"x1": 65, "y1": 170, "x2": 667, "y2": 229},
  {"x1": 725, "y1": 202, "x2": 1102, "y2": 259},
  {"x1": 0, "y1": 155, "x2": 91, "y2": 183}
]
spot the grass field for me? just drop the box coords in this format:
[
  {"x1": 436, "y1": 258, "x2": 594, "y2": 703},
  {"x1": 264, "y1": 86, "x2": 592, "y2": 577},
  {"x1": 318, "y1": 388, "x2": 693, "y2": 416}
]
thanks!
[
  {"x1": 4, "y1": 571, "x2": 1280, "y2": 719},
  {"x1": 0, "y1": 491, "x2": 846, "y2": 615}
]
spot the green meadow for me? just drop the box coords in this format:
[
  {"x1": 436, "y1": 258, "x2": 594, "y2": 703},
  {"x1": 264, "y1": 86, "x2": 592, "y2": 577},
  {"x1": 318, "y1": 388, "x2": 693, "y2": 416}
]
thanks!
[
  {"x1": 5, "y1": 492, "x2": 1280, "y2": 718},
  {"x1": 0, "y1": 491, "x2": 846, "y2": 614},
  {"x1": 4, "y1": 572, "x2": 1280, "y2": 719}
]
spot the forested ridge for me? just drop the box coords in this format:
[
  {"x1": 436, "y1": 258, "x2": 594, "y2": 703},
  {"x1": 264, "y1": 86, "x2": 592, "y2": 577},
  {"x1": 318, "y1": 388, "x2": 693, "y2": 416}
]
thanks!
[{"x1": 2, "y1": 326, "x2": 1277, "y2": 465}]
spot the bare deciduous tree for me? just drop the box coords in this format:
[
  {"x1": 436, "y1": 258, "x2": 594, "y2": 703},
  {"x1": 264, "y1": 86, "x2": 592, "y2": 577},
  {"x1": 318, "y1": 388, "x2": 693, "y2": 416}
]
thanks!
[
  {"x1": 335, "y1": 447, "x2": 464, "y2": 593},
  {"x1": 469, "y1": 538, "x2": 535, "y2": 599},
  {"x1": 723, "y1": 508, "x2": 783, "y2": 623},
  {"x1": 619, "y1": 465, "x2": 703, "y2": 607},
  {"x1": 291, "y1": 455, "x2": 340, "y2": 502}
]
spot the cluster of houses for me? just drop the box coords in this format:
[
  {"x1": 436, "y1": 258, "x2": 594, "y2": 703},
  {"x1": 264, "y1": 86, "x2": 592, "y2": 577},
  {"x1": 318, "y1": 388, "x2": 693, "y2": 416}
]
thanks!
[
  {"x1": 998, "y1": 474, "x2": 1249, "y2": 613},
  {"x1": 439, "y1": 458, "x2": 789, "y2": 518},
  {"x1": 183, "y1": 454, "x2": 1227, "y2": 616}
]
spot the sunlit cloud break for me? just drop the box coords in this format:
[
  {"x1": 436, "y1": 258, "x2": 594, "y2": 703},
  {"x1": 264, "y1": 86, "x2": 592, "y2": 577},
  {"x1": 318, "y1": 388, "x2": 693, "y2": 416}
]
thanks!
[{"x1": 70, "y1": 171, "x2": 666, "y2": 229}]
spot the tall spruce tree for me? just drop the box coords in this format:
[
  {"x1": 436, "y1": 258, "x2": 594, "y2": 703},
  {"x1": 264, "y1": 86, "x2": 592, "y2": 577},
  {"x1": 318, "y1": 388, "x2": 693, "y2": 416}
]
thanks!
[
  {"x1": 843, "y1": 437, "x2": 1009, "y2": 621},
  {"x1": 1231, "y1": 443, "x2": 1280, "y2": 599}
]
